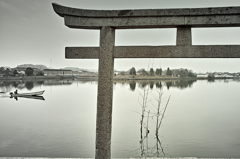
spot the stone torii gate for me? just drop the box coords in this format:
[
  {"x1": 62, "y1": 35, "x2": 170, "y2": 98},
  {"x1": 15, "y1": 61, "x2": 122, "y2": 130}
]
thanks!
[{"x1": 52, "y1": 3, "x2": 240, "y2": 158}]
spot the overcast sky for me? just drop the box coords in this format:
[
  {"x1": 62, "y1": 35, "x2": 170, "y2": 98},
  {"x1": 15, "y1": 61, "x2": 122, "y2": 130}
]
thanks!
[{"x1": 0, "y1": 0, "x2": 240, "y2": 73}]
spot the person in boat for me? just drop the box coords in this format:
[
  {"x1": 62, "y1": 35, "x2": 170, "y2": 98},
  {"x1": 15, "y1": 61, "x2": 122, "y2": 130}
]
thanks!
[{"x1": 14, "y1": 90, "x2": 18, "y2": 94}]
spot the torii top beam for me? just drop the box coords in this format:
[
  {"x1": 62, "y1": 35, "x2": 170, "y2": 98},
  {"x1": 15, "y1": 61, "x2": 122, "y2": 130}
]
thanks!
[
  {"x1": 53, "y1": 3, "x2": 240, "y2": 29},
  {"x1": 52, "y1": 3, "x2": 240, "y2": 59}
]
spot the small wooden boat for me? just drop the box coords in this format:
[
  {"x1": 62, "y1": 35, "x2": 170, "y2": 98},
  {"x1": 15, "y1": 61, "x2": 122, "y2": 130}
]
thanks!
[{"x1": 10, "y1": 90, "x2": 45, "y2": 97}]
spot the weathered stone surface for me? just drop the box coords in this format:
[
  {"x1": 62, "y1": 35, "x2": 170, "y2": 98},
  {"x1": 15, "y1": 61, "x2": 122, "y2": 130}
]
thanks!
[
  {"x1": 189, "y1": 6, "x2": 240, "y2": 15},
  {"x1": 65, "y1": 47, "x2": 99, "y2": 59},
  {"x1": 65, "y1": 15, "x2": 240, "y2": 29},
  {"x1": 53, "y1": 3, "x2": 240, "y2": 18},
  {"x1": 52, "y1": 3, "x2": 240, "y2": 29},
  {"x1": 0, "y1": 157, "x2": 240, "y2": 159},
  {"x1": 185, "y1": 15, "x2": 240, "y2": 26},
  {"x1": 65, "y1": 45, "x2": 240, "y2": 59},
  {"x1": 176, "y1": 26, "x2": 192, "y2": 46},
  {"x1": 113, "y1": 45, "x2": 240, "y2": 58},
  {"x1": 64, "y1": 16, "x2": 186, "y2": 29},
  {"x1": 95, "y1": 26, "x2": 115, "y2": 159},
  {"x1": 65, "y1": 47, "x2": 100, "y2": 59}
]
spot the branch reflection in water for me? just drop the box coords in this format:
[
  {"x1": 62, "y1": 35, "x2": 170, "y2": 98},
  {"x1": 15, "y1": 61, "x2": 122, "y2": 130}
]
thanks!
[
  {"x1": 130, "y1": 81, "x2": 171, "y2": 158},
  {"x1": 114, "y1": 78, "x2": 240, "y2": 157},
  {"x1": 114, "y1": 79, "x2": 197, "y2": 157}
]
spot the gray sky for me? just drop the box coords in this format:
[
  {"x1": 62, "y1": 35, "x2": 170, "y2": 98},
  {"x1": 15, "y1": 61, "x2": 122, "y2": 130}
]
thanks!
[{"x1": 0, "y1": 0, "x2": 240, "y2": 73}]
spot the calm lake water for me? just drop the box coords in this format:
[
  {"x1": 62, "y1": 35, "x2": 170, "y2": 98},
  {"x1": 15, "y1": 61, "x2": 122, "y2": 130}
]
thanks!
[{"x1": 0, "y1": 78, "x2": 240, "y2": 158}]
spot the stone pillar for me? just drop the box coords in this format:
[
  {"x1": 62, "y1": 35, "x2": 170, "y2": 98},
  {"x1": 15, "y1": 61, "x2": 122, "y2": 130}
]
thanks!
[
  {"x1": 176, "y1": 26, "x2": 192, "y2": 46},
  {"x1": 95, "y1": 26, "x2": 115, "y2": 159}
]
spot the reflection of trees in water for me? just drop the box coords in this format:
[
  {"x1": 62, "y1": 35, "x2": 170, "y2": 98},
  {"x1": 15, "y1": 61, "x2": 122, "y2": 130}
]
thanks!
[
  {"x1": 36, "y1": 81, "x2": 44, "y2": 85},
  {"x1": 0, "y1": 79, "x2": 75, "y2": 92},
  {"x1": 233, "y1": 78, "x2": 240, "y2": 82},
  {"x1": 155, "y1": 82, "x2": 162, "y2": 89},
  {"x1": 0, "y1": 81, "x2": 26, "y2": 92},
  {"x1": 12, "y1": 82, "x2": 19, "y2": 88},
  {"x1": 126, "y1": 80, "x2": 197, "y2": 91},
  {"x1": 0, "y1": 81, "x2": 14, "y2": 92},
  {"x1": 77, "y1": 80, "x2": 97, "y2": 85},
  {"x1": 139, "y1": 81, "x2": 148, "y2": 88},
  {"x1": 0, "y1": 79, "x2": 99, "y2": 92},
  {"x1": 150, "y1": 81, "x2": 154, "y2": 89},
  {"x1": 129, "y1": 81, "x2": 136, "y2": 91},
  {"x1": 165, "y1": 81, "x2": 172, "y2": 90},
  {"x1": 43, "y1": 80, "x2": 73, "y2": 86},
  {"x1": 207, "y1": 78, "x2": 215, "y2": 83},
  {"x1": 25, "y1": 81, "x2": 34, "y2": 90},
  {"x1": 116, "y1": 81, "x2": 128, "y2": 86},
  {"x1": 174, "y1": 80, "x2": 196, "y2": 89},
  {"x1": 165, "y1": 80, "x2": 197, "y2": 90}
]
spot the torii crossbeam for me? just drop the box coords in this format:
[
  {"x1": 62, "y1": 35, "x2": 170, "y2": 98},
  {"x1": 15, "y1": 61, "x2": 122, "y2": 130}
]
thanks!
[{"x1": 52, "y1": 3, "x2": 240, "y2": 159}]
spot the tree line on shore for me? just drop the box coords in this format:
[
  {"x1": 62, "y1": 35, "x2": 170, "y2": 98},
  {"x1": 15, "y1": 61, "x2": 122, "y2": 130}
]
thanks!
[
  {"x1": 117, "y1": 67, "x2": 197, "y2": 78},
  {"x1": 0, "y1": 67, "x2": 44, "y2": 77}
]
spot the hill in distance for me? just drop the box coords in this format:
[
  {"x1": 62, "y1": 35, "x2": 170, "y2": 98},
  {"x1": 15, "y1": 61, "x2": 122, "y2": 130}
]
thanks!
[
  {"x1": 62, "y1": 67, "x2": 97, "y2": 72},
  {"x1": 16, "y1": 65, "x2": 97, "y2": 72},
  {"x1": 17, "y1": 64, "x2": 48, "y2": 70}
]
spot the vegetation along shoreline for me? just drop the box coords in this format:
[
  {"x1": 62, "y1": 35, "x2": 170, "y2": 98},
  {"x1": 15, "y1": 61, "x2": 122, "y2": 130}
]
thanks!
[{"x1": 1, "y1": 64, "x2": 239, "y2": 81}]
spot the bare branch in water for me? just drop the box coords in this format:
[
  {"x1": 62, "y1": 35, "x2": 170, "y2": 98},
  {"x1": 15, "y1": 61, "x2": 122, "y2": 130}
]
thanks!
[{"x1": 157, "y1": 95, "x2": 171, "y2": 131}]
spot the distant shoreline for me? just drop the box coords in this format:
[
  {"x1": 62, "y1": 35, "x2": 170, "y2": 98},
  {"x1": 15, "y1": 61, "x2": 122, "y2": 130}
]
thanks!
[
  {"x1": 0, "y1": 75, "x2": 98, "y2": 81},
  {"x1": 0, "y1": 75, "x2": 236, "y2": 81},
  {"x1": 113, "y1": 75, "x2": 235, "y2": 81}
]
